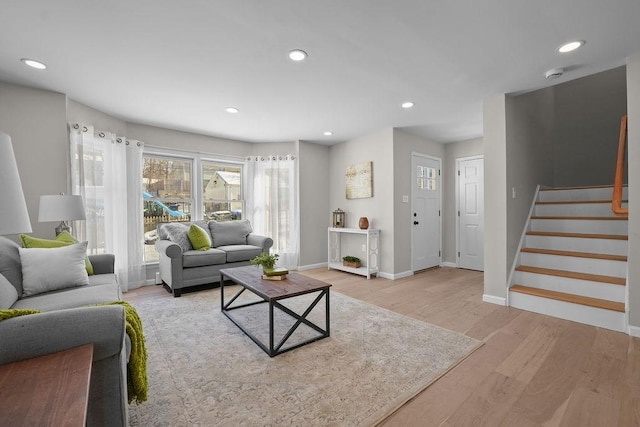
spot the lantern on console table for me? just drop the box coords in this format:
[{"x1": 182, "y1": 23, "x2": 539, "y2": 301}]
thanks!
[{"x1": 332, "y1": 208, "x2": 345, "y2": 228}]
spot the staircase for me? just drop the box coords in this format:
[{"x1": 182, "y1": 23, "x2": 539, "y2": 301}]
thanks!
[{"x1": 509, "y1": 185, "x2": 628, "y2": 332}]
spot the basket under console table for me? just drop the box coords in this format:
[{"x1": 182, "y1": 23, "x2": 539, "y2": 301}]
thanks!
[{"x1": 328, "y1": 227, "x2": 380, "y2": 279}]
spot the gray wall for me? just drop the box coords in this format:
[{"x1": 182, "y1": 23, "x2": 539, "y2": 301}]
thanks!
[
  {"x1": 627, "y1": 54, "x2": 640, "y2": 330},
  {"x1": 553, "y1": 66, "x2": 627, "y2": 187},
  {"x1": 392, "y1": 129, "x2": 445, "y2": 275},
  {"x1": 329, "y1": 128, "x2": 395, "y2": 275},
  {"x1": 298, "y1": 141, "x2": 330, "y2": 268},
  {"x1": 442, "y1": 137, "x2": 483, "y2": 264},
  {"x1": 67, "y1": 99, "x2": 127, "y2": 135},
  {"x1": 483, "y1": 95, "x2": 508, "y2": 301},
  {"x1": 505, "y1": 88, "x2": 555, "y2": 273},
  {"x1": 0, "y1": 82, "x2": 68, "y2": 240}
]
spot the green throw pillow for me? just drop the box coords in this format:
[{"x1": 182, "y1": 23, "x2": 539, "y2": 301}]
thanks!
[
  {"x1": 20, "y1": 231, "x2": 94, "y2": 275},
  {"x1": 187, "y1": 224, "x2": 212, "y2": 251}
]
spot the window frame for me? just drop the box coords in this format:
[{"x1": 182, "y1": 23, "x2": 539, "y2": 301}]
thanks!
[{"x1": 142, "y1": 147, "x2": 245, "y2": 264}]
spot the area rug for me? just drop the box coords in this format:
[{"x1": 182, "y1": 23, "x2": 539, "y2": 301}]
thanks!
[{"x1": 128, "y1": 286, "x2": 482, "y2": 426}]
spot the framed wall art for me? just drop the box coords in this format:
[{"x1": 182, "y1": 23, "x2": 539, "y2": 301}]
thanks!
[{"x1": 345, "y1": 161, "x2": 373, "y2": 199}]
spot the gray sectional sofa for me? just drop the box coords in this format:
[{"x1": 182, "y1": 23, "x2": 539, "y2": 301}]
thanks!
[
  {"x1": 0, "y1": 236, "x2": 129, "y2": 426},
  {"x1": 156, "y1": 219, "x2": 273, "y2": 297}
]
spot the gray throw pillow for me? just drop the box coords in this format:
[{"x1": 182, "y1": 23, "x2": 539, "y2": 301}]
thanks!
[
  {"x1": 209, "y1": 219, "x2": 253, "y2": 248},
  {"x1": 0, "y1": 236, "x2": 24, "y2": 295},
  {"x1": 0, "y1": 273, "x2": 19, "y2": 309},
  {"x1": 159, "y1": 223, "x2": 193, "y2": 252},
  {"x1": 19, "y1": 242, "x2": 90, "y2": 297}
]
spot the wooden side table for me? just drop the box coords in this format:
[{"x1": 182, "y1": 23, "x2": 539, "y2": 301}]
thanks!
[{"x1": 0, "y1": 343, "x2": 94, "y2": 426}]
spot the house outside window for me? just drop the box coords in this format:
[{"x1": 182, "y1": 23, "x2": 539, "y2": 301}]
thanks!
[{"x1": 202, "y1": 162, "x2": 243, "y2": 221}]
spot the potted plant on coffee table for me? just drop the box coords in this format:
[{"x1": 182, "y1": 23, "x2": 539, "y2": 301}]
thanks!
[
  {"x1": 251, "y1": 252, "x2": 286, "y2": 276},
  {"x1": 342, "y1": 256, "x2": 361, "y2": 268}
]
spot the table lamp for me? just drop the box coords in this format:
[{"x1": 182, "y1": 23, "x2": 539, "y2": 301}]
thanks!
[
  {"x1": 38, "y1": 194, "x2": 86, "y2": 235},
  {"x1": 0, "y1": 132, "x2": 32, "y2": 235}
]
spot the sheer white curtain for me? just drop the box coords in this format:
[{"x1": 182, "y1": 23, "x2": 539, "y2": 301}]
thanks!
[
  {"x1": 69, "y1": 123, "x2": 145, "y2": 291},
  {"x1": 245, "y1": 155, "x2": 299, "y2": 269}
]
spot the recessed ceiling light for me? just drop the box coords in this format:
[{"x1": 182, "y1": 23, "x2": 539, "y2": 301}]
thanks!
[
  {"x1": 558, "y1": 40, "x2": 585, "y2": 53},
  {"x1": 324, "y1": 131, "x2": 333, "y2": 136},
  {"x1": 21, "y1": 58, "x2": 47, "y2": 70},
  {"x1": 225, "y1": 107, "x2": 239, "y2": 114},
  {"x1": 401, "y1": 102, "x2": 414, "y2": 109},
  {"x1": 288, "y1": 49, "x2": 308, "y2": 61}
]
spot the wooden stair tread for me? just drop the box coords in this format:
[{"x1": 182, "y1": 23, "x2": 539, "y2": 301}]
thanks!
[
  {"x1": 515, "y1": 265, "x2": 626, "y2": 285},
  {"x1": 520, "y1": 248, "x2": 627, "y2": 262},
  {"x1": 526, "y1": 231, "x2": 628, "y2": 241},
  {"x1": 539, "y1": 185, "x2": 623, "y2": 191},
  {"x1": 531, "y1": 215, "x2": 628, "y2": 220},
  {"x1": 536, "y1": 199, "x2": 628, "y2": 205},
  {"x1": 510, "y1": 285, "x2": 625, "y2": 312}
]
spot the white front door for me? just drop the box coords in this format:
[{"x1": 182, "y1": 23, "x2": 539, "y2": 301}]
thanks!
[
  {"x1": 411, "y1": 154, "x2": 441, "y2": 271},
  {"x1": 457, "y1": 156, "x2": 484, "y2": 271}
]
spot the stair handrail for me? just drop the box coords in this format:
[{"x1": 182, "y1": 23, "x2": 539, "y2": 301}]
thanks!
[{"x1": 612, "y1": 115, "x2": 628, "y2": 216}]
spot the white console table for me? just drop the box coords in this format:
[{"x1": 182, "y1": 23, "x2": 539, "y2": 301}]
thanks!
[{"x1": 328, "y1": 227, "x2": 380, "y2": 279}]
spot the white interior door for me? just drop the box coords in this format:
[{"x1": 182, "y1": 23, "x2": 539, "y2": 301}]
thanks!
[
  {"x1": 457, "y1": 156, "x2": 484, "y2": 271},
  {"x1": 411, "y1": 154, "x2": 441, "y2": 271}
]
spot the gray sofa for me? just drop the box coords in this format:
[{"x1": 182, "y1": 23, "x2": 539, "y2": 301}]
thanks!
[
  {"x1": 156, "y1": 219, "x2": 273, "y2": 297},
  {"x1": 0, "y1": 236, "x2": 128, "y2": 427}
]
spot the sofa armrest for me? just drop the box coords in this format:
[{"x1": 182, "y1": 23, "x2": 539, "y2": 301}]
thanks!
[
  {"x1": 0, "y1": 305, "x2": 126, "y2": 366},
  {"x1": 155, "y1": 239, "x2": 183, "y2": 259},
  {"x1": 89, "y1": 253, "x2": 115, "y2": 274},
  {"x1": 247, "y1": 234, "x2": 274, "y2": 252}
]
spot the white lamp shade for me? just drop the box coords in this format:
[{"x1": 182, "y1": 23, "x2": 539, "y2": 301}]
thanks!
[
  {"x1": 38, "y1": 195, "x2": 86, "y2": 222},
  {"x1": 0, "y1": 132, "x2": 32, "y2": 235}
]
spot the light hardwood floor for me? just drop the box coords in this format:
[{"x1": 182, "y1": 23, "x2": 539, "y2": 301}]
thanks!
[{"x1": 125, "y1": 267, "x2": 640, "y2": 426}]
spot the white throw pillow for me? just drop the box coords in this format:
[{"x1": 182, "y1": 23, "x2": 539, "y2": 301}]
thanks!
[{"x1": 19, "y1": 242, "x2": 90, "y2": 297}]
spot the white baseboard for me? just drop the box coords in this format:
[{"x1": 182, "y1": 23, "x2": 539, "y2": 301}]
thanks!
[
  {"x1": 378, "y1": 270, "x2": 413, "y2": 280},
  {"x1": 440, "y1": 262, "x2": 457, "y2": 268},
  {"x1": 483, "y1": 294, "x2": 507, "y2": 306},
  {"x1": 298, "y1": 262, "x2": 328, "y2": 271},
  {"x1": 629, "y1": 325, "x2": 640, "y2": 337}
]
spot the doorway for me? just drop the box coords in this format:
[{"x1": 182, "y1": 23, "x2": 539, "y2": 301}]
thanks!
[
  {"x1": 456, "y1": 155, "x2": 484, "y2": 271},
  {"x1": 411, "y1": 153, "x2": 441, "y2": 271}
]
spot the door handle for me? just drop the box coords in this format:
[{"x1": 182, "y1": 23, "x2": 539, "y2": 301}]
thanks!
[{"x1": 413, "y1": 221, "x2": 419, "y2": 225}]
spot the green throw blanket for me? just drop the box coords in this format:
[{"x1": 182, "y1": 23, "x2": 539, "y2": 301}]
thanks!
[
  {"x1": 0, "y1": 308, "x2": 41, "y2": 320},
  {"x1": 1, "y1": 302, "x2": 148, "y2": 405},
  {"x1": 95, "y1": 301, "x2": 148, "y2": 404}
]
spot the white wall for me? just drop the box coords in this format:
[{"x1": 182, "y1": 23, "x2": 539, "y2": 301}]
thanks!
[
  {"x1": 626, "y1": 54, "x2": 640, "y2": 330},
  {"x1": 0, "y1": 82, "x2": 68, "y2": 240},
  {"x1": 392, "y1": 129, "x2": 445, "y2": 274},
  {"x1": 442, "y1": 138, "x2": 483, "y2": 264},
  {"x1": 329, "y1": 128, "x2": 395, "y2": 275}
]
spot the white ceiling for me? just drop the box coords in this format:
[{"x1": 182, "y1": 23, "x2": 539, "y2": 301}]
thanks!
[{"x1": 1, "y1": 1, "x2": 638, "y2": 145}]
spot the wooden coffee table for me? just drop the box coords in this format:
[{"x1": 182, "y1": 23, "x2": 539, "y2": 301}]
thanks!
[{"x1": 220, "y1": 265, "x2": 331, "y2": 357}]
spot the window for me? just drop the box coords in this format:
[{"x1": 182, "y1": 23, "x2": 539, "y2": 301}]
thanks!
[
  {"x1": 202, "y1": 162, "x2": 243, "y2": 221},
  {"x1": 142, "y1": 152, "x2": 244, "y2": 263},
  {"x1": 143, "y1": 155, "x2": 192, "y2": 262}
]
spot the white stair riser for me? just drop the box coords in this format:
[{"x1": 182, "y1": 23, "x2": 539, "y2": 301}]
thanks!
[
  {"x1": 535, "y1": 203, "x2": 627, "y2": 216},
  {"x1": 539, "y1": 187, "x2": 628, "y2": 202},
  {"x1": 509, "y1": 292, "x2": 625, "y2": 332},
  {"x1": 518, "y1": 253, "x2": 627, "y2": 277},
  {"x1": 513, "y1": 271, "x2": 625, "y2": 302},
  {"x1": 530, "y1": 219, "x2": 628, "y2": 234},
  {"x1": 524, "y1": 235, "x2": 628, "y2": 255}
]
